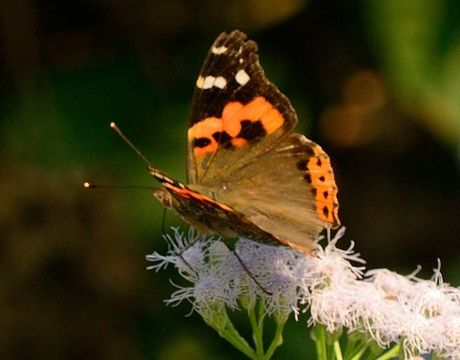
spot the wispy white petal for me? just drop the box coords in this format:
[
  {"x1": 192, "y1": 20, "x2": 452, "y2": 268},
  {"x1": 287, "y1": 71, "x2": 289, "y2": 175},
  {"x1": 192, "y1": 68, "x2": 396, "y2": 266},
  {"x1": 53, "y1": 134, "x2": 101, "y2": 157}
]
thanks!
[{"x1": 148, "y1": 227, "x2": 460, "y2": 358}]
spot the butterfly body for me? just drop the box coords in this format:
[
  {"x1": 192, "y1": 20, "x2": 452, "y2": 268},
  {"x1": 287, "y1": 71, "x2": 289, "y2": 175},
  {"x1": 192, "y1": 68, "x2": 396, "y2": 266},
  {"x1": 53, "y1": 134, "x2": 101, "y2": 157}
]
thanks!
[
  {"x1": 152, "y1": 170, "x2": 281, "y2": 245},
  {"x1": 152, "y1": 30, "x2": 340, "y2": 254}
]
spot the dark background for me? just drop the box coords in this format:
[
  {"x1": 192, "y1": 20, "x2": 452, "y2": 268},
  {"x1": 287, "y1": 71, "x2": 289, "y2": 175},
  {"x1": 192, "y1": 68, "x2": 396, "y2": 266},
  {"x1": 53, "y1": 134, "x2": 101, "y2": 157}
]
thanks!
[{"x1": 1, "y1": 0, "x2": 459, "y2": 358}]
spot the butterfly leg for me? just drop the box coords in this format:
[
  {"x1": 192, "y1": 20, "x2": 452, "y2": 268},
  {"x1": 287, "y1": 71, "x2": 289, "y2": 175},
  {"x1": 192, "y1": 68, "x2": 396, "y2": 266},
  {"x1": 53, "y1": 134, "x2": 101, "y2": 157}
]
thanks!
[
  {"x1": 222, "y1": 242, "x2": 272, "y2": 295},
  {"x1": 169, "y1": 230, "x2": 202, "y2": 278}
]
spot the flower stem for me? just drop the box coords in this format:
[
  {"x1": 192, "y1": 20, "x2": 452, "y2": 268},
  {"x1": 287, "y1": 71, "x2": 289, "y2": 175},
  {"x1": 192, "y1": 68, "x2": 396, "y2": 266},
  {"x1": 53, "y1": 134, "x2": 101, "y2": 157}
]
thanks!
[
  {"x1": 205, "y1": 309, "x2": 256, "y2": 359},
  {"x1": 374, "y1": 344, "x2": 400, "y2": 360},
  {"x1": 264, "y1": 315, "x2": 286, "y2": 359},
  {"x1": 248, "y1": 299, "x2": 265, "y2": 357},
  {"x1": 314, "y1": 324, "x2": 328, "y2": 360},
  {"x1": 343, "y1": 332, "x2": 367, "y2": 360},
  {"x1": 334, "y1": 340, "x2": 343, "y2": 360},
  {"x1": 349, "y1": 347, "x2": 366, "y2": 360}
]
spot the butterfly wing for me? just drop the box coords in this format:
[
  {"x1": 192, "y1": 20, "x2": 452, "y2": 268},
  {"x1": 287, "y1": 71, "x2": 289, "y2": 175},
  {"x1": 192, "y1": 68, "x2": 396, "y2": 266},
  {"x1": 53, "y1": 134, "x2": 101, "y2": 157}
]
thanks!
[
  {"x1": 187, "y1": 30, "x2": 297, "y2": 185},
  {"x1": 186, "y1": 30, "x2": 339, "y2": 253},
  {"x1": 202, "y1": 133, "x2": 340, "y2": 252}
]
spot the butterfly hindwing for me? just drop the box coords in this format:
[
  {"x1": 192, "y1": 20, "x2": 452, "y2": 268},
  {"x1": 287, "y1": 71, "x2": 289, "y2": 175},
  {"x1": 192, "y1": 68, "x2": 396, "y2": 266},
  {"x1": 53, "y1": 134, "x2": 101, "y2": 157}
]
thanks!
[{"x1": 189, "y1": 133, "x2": 340, "y2": 252}]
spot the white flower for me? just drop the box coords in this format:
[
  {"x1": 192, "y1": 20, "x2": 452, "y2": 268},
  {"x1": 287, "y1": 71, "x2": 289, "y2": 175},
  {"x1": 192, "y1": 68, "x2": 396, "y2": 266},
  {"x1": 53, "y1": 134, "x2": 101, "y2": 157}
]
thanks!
[
  {"x1": 147, "y1": 227, "x2": 335, "y2": 318},
  {"x1": 362, "y1": 263, "x2": 460, "y2": 358},
  {"x1": 147, "y1": 227, "x2": 460, "y2": 359},
  {"x1": 234, "y1": 238, "x2": 316, "y2": 319},
  {"x1": 309, "y1": 228, "x2": 367, "y2": 332},
  {"x1": 146, "y1": 227, "x2": 213, "y2": 281},
  {"x1": 146, "y1": 229, "x2": 240, "y2": 315}
]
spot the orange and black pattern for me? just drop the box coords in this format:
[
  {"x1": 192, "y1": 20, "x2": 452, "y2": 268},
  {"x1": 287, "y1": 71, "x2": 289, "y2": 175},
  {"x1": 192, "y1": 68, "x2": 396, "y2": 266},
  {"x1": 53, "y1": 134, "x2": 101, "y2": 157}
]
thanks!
[
  {"x1": 188, "y1": 30, "x2": 297, "y2": 155},
  {"x1": 149, "y1": 30, "x2": 340, "y2": 254}
]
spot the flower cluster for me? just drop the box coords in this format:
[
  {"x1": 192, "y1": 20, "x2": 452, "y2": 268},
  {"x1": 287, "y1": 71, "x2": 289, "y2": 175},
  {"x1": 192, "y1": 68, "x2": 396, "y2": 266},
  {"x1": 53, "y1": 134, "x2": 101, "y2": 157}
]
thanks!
[{"x1": 146, "y1": 227, "x2": 460, "y2": 359}]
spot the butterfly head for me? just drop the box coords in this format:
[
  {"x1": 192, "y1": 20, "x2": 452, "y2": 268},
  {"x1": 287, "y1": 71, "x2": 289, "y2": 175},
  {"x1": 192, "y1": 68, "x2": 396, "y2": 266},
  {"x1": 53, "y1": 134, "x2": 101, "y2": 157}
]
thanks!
[{"x1": 153, "y1": 188, "x2": 174, "y2": 209}]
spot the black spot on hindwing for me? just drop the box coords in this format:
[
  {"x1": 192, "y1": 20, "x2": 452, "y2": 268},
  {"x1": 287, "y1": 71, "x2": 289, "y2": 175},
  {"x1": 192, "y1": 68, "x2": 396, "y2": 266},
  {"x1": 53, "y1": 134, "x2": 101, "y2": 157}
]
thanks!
[
  {"x1": 298, "y1": 144, "x2": 315, "y2": 156},
  {"x1": 296, "y1": 159, "x2": 308, "y2": 170}
]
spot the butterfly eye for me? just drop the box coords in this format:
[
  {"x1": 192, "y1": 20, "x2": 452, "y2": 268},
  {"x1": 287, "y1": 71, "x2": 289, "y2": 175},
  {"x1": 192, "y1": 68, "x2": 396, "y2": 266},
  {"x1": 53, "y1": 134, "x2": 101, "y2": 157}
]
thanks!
[{"x1": 153, "y1": 189, "x2": 173, "y2": 209}]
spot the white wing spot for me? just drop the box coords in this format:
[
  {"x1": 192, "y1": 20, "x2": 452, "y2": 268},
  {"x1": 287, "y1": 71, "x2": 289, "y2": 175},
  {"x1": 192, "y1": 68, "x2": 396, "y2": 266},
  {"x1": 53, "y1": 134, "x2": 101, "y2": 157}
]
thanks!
[
  {"x1": 239, "y1": 58, "x2": 244, "y2": 64},
  {"x1": 235, "y1": 69, "x2": 250, "y2": 85},
  {"x1": 196, "y1": 75, "x2": 227, "y2": 90},
  {"x1": 214, "y1": 76, "x2": 227, "y2": 89},
  {"x1": 203, "y1": 75, "x2": 215, "y2": 89},
  {"x1": 212, "y1": 45, "x2": 227, "y2": 55},
  {"x1": 196, "y1": 75, "x2": 205, "y2": 88}
]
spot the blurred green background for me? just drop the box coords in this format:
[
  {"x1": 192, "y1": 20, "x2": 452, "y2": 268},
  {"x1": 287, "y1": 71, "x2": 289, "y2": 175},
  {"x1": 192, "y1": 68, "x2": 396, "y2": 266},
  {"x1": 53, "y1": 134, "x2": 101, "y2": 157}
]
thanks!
[{"x1": 1, "y1": 0, "x2": 459, "y2": 358}]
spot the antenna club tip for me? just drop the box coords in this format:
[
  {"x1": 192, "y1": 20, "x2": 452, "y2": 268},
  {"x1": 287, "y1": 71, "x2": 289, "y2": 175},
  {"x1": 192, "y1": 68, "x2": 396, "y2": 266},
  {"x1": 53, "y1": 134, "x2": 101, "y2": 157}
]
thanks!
[
  {"x1": 110, "y1": 122, "x2": 116, "y2": 128},
  {"x1": 83, "y1": 181, "x2": 92, "y2": 188}
]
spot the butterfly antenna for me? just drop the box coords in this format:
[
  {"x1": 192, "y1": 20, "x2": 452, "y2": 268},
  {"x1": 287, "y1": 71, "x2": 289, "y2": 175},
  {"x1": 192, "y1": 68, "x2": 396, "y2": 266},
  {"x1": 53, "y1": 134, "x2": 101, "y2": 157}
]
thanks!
[
  {"x1": 110, "y1": 122, "x2": 152, "y2": 167},
  {"x1": 83, "y1": 181, "x2": 154, "y2": 190}
]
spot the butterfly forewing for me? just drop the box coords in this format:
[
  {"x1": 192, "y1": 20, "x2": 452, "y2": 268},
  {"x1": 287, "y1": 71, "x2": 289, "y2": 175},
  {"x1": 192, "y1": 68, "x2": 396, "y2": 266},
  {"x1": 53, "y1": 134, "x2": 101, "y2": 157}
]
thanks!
[{"x1": 187, "y1": 30, "x2": 297, "y2": 185}]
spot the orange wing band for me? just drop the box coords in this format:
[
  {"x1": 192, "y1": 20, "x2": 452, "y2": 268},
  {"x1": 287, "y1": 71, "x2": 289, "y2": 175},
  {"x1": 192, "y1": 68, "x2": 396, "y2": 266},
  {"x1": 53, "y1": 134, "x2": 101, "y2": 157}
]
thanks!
[{"x1": 188, "y1": 97, "x2": 284, "y2": 156}]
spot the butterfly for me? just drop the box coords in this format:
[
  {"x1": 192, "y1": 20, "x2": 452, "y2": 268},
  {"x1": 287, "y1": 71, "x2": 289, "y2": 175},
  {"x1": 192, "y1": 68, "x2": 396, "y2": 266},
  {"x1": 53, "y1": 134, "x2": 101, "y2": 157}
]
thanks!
[{"x1": 151, "y1": 30, "x2": 339, "y2": 254}]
